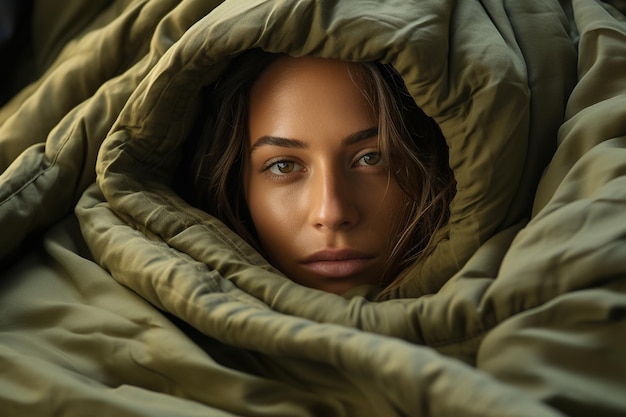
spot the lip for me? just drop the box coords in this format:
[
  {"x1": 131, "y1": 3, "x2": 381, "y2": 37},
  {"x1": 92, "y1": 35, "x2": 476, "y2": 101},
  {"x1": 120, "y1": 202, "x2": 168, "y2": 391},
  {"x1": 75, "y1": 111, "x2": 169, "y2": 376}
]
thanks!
[{"x1": 300, "y1": 249, "x2": 375, "y2": 278}]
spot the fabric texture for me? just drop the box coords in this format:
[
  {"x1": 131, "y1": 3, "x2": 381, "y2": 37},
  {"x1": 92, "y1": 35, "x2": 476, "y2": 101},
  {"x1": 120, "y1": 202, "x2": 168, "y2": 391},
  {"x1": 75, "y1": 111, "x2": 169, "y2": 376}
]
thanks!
[{"x1": 1, "y1": 0, "x2": 625, "y2": 416}]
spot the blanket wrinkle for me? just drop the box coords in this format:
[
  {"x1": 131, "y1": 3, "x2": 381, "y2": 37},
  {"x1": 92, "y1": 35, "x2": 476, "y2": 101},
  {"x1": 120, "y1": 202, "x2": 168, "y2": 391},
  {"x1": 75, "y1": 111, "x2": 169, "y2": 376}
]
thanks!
[{"x1": 0, "y1": 0, "x2": 200, "y2": 260}]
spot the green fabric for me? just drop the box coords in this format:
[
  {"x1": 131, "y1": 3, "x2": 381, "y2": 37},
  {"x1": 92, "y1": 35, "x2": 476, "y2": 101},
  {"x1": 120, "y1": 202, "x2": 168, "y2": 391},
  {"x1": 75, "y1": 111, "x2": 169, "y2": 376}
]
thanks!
[{"x1": 1, "y1": 0, "x2": 625, "y2": 415}]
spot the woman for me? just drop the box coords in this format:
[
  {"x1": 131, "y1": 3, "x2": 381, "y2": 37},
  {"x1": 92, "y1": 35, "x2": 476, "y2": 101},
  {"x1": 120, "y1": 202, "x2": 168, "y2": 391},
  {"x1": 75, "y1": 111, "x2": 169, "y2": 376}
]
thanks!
[{"x1": 190, "y1": 50, "x2": 455, "y2": 295}]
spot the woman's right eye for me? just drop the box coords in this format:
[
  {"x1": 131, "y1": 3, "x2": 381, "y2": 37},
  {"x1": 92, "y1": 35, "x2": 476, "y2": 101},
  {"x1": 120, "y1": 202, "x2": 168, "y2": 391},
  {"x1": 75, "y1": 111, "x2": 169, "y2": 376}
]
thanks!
[{"x1": 266, "y1": 160, "x2": 303, "y2": 175}]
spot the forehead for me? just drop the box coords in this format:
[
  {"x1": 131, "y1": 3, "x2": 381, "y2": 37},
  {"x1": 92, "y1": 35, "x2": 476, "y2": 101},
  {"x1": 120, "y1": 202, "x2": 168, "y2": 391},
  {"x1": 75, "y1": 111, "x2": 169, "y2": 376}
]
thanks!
[
  {"x1": 252, "y1": 55, "x2": 360, "y2": 91},
  {"x1": 248, "y1": 56, "x2": 376, "y2": 140}
]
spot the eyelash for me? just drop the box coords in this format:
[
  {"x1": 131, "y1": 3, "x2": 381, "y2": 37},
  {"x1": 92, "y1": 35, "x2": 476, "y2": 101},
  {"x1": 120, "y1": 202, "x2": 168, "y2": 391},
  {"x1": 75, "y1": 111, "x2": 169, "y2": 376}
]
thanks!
[
  {"x1": 262, "y1": 159, "x2": 303, "y2": 176},
  {"x1": 356, "y1": 151, "x2": 383, "y2": 167},
  {"x1": 261, "y1": 151, "x2": 384, "y2": 179}
]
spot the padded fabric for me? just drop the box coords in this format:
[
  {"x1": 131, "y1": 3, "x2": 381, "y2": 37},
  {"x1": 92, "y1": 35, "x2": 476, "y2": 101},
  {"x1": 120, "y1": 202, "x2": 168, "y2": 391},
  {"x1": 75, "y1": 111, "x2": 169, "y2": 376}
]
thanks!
[{"x1": 1, "y1": 0, "x2": 625, "y2": 416}]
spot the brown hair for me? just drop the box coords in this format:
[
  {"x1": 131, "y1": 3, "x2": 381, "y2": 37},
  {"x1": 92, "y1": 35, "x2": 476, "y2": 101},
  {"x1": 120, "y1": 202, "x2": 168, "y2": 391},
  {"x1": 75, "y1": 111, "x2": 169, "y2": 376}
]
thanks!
[{"x1": 189, "y1": 49, "x2": 455, "y2": 293}]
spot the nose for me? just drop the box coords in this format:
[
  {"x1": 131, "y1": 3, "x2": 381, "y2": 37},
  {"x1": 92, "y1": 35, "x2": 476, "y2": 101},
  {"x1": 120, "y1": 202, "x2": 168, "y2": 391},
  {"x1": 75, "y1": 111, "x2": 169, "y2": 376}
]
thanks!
[{"x1": 309, "y1": 168, "x2": 359, "y2": 231}]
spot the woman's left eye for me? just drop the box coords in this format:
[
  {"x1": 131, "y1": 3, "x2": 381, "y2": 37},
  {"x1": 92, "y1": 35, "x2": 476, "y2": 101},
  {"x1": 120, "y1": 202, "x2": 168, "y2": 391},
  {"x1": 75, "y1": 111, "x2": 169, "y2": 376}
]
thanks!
[{"x1": 356, "y1": 152, "x2": 383, "y2": 166}]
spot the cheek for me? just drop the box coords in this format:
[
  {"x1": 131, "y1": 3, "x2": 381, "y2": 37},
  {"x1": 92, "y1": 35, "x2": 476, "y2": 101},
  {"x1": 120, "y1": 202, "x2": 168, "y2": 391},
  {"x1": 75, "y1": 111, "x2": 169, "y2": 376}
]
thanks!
[
  {"x1": 379, "y1": 182, "x2": 412, "y2": 238},
  {"x1": 245, "y1": 181, "x2": 300, "y2": 256}
]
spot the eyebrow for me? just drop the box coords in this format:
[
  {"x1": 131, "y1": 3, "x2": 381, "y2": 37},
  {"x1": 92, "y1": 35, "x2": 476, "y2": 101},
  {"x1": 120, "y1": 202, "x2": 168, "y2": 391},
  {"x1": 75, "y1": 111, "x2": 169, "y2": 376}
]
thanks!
[{"x1": 249, "y1": 126, "x2": 379, "y2": 154}]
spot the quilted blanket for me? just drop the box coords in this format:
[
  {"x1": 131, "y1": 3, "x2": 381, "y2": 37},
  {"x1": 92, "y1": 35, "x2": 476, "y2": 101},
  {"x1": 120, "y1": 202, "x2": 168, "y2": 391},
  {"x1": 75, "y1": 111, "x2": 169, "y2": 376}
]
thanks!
[{"x1": 1, "y1": 0, "x2": 625, "y2": 416}]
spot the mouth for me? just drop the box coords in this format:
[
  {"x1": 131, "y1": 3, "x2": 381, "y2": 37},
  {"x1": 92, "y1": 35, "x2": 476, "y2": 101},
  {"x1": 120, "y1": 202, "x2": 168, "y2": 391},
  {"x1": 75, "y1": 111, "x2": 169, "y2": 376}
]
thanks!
[{"x1": 300, "y1": 250, "x2": 375, "y2": 278}]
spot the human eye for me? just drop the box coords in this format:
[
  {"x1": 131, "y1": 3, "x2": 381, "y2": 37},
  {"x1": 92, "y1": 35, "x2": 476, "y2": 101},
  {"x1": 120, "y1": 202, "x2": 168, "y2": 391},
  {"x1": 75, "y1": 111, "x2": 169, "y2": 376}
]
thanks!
[
  {"x1": 355, "y1": 151, "x2": 383, "y2": 167},
  {"x1": 264, "y1": 159, "x2": 304, "y2": 176}
]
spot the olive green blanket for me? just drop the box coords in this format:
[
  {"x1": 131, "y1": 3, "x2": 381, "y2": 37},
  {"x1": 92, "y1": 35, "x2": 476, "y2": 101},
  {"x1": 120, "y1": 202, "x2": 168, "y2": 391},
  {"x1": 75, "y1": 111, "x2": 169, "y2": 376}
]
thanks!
[{"x1": 1, "y1": 0, "x2": 625, "y2": 416}]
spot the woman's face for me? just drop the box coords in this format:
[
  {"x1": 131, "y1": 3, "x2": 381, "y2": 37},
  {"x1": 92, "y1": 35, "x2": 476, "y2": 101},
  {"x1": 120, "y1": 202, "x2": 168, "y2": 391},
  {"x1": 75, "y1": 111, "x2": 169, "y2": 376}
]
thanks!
[{"x1": 245, "y1": 56, "x2": 409, "y2": 294}]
